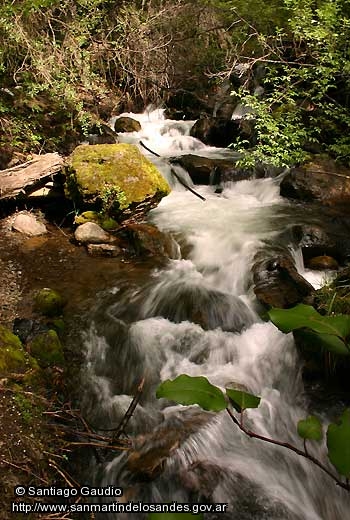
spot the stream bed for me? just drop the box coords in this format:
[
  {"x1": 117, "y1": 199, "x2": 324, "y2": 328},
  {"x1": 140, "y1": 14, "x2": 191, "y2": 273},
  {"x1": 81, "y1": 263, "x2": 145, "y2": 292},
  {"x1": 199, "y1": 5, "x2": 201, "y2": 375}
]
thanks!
[{"x1": 79, "y1": 110, "x2": 350, "y2": 519}]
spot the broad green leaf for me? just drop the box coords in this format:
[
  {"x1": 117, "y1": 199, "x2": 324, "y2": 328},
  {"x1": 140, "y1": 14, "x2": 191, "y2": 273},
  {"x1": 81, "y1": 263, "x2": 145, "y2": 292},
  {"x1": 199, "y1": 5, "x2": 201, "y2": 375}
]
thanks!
[
  {"x1": 156, "y1": 375, "x2": 226, "y2": 412},
  {"x1": 297, "y1": 416, "x2": 323, "y2": 441},
  {"x1": 296, "y1": 329, "x2": 350, "y2": 357},
  {"x1": 225, "y1": 388, "x2": 261, "y2": 413},
  {"x1": 148, "y1": 514, "x2": 203, "y2": 520},
  {"x1": 327, "y1": 409, "x2": 350, "y2": 478},
  {"x1": 268, "y1": 304, "x2": 350, "y2": 339}
]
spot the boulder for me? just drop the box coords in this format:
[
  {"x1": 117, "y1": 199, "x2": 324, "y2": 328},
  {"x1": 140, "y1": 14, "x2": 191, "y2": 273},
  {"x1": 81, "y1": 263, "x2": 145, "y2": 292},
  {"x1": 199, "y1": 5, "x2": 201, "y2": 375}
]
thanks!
[
  {"x1": 66, "y1": 144, "x2": 170, "y2": 218},
  {"x1": 74, "y1": 222, "x2": 112, "y2": 244},
  {"x1": 280, "y1": 156, "x2": 350, "y2": 213},
  {"x1": 34, "y1": 288, "x2": 65, "y2": 317},
  {"x1": 85, "y1": 122, "x2": 118, "y2": 145},
  {"x1": 171, "y1": 154, "x2": 257, "y2": 185},
  {"x1": 114, "y1": 116, "x2": 141, "y2": 133},
  {"x1": 306, "y1": 255, "x2": 339, "y2": 270},
  {"x1": 12, "y1": 212, "x2": 47, "y2": 236},
  {"x1": 252, "y1": 249, "x2": 315, "y2": 309},
  {"x1": 190, "y1": 117, "x2": 252, "y2": 148},
  {"x1": 0, "y1": 325, "x2": 36, "y2": 376},
  {"x1": 121, "y1": 223, "x2": 179, "y2": 258}
]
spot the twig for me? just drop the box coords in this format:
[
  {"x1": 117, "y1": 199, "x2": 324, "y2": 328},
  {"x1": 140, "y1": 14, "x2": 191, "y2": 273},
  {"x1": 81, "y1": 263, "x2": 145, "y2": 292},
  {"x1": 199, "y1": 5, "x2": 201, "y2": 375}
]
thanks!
[
  {"x1": 2, "y1": 459, "x2": 48, "y2": 485},
  {"x1": 112, "y1": 378, "x2": 145, "y2": 441},
  {"x1": 226, "y1": 408, "x2": 350, "y2": 492},
  {"x1": 48, "y1": 459, "x2": 80, "y2": 488},
  {"x1": 139, "y1": 141, "x2": 206, "y2": 201}
]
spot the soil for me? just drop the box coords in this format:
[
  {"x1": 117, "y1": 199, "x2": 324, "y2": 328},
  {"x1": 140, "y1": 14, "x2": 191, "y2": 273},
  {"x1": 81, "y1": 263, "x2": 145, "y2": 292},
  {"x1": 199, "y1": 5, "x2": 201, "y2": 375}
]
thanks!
[{"x1": 0, "y1": 212, "x2": 156, "y2": 518}]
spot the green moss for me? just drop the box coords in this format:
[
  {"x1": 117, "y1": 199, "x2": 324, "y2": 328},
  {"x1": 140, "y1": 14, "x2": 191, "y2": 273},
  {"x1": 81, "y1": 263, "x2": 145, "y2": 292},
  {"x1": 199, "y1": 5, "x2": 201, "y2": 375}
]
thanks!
[
  {"x1": 66, "y1": 144, "x2": 170, "y2": 213},
  {"x1": 74, "y1": 210, "x2": 119, "y2": 230},
  {"x1": 0, "y1": 325, "x2": 37, "y2": 375},
  {"x1": 34, "y1": 288, "x2": 65, "y2": 317},
  {"x1": 28, "y1": 330, "x2": 64, "y2": 368}
]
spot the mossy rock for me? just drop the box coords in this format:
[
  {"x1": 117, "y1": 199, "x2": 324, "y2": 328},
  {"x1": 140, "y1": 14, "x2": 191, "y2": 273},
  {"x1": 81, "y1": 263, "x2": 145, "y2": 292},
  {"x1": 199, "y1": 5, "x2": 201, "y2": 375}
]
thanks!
[
  {"x1": 34, "y1": 288, "x2": 65, "y2": 317},
  {"x1": 114, "y1": 116, "x2": 141, "y2": 133},
  {"x1": 28, "y1": 330, "x2": 64, "y2": 368},
  {"x1": 66, "y1": 144, "x2": 170, "y2": 215},
  {"x1": 0, "y1": 325, "x2": 37, "y2": 376},
  {"x1": 74, "y1": 211, "x2": 119, "y2": 231}
]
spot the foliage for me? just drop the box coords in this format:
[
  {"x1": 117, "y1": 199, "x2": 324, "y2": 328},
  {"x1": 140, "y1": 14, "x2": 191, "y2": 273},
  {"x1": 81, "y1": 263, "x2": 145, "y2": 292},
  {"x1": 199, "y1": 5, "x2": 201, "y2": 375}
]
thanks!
[
  {"x1": 156, "y1": 374, "x2": 350, "y2": 492},
  {"x1": 268, "y1": 304, "x2": 350, "y2": 356}
]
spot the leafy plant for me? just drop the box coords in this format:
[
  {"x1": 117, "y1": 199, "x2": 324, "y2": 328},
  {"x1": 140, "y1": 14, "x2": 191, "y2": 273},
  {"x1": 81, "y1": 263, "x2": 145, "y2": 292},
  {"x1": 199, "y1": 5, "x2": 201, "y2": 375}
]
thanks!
[
  {"x1": 156, "y1": 374, "x2": 350, "y2": 492},
  {"x1": 268, "y1": 304, "x2": 350, "y2": 356}
]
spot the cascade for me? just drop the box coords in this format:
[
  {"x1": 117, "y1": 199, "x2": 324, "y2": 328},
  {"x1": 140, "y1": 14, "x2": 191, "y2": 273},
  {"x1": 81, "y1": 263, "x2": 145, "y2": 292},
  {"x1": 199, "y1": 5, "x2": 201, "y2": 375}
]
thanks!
[{"x1": 81, "y1": 110, "x2": 350, "y2": 519}]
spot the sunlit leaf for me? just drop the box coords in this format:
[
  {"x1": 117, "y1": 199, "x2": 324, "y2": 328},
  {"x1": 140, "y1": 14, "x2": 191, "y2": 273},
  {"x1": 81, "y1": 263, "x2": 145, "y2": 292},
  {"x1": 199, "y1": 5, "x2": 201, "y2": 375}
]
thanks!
[
  {"x1": 226, "y1": 388, "x2": 260, "y2": 413},
  {"x1": 156, "y1": 375, "x2": 226, "y2": 412},
  {"x1": 297, "y1": 416, "x2": 323, "y2": 441},
  {"x1": 327, "y1": 409, "x2": 350, "y2": 478}
]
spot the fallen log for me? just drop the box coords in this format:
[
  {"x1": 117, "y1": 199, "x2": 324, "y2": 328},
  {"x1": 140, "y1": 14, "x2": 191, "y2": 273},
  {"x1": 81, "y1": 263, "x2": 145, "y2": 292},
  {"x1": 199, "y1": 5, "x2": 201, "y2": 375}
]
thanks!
[{"x1": 0, "y1": 153, "x2": 64, "y2": 200}]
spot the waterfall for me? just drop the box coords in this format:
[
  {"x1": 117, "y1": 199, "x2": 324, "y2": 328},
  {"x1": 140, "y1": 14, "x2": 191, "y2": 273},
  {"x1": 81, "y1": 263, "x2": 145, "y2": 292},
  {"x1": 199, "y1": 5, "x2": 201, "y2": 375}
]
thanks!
[{"x1": 81, "y1": 110, "x2": 350, "y2": 519}]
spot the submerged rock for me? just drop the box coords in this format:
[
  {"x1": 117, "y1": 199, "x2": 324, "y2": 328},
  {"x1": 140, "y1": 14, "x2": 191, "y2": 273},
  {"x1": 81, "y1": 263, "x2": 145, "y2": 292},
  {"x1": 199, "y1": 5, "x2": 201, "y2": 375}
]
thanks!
[
  {"x1": 34, "y1": 288, "x2": 65, "y2": 317},
  {"x1": 87, "y1": 243, "x2": 121, "y2": 257},
  {"x1": 121, "y1": 223, "x2": 179, "y2": 259},
  {"x1": 307, "y1": 255, "x2": 339, "y2": 270},
  {"x1": 12, "y1": 212, "x2": 47, "y2": 236},
  {"x1": 253, "y1": 249, "x2": 314, "y2": 308},
  {"x1": 66, "y1": 144, "x2": 170, "y2": 217},
  {"x1": 114, "y1": 116, "x2": 141, "y2": 133},
  {"x1": 74, "y1": 222, "x2": 112, "y2": 244}
]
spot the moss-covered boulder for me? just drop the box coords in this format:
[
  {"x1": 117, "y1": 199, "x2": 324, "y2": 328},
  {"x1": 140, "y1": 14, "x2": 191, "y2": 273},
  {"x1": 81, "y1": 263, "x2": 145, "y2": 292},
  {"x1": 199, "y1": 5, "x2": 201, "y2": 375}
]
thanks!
[
  {"x1": 0, "y1": 325, "x2": 37, "y2": 375},
  {"x1": 114, "y1": 116, "x2": 141, "y2": 133},
  {"x1": 66, "y1": 144, "x2": 170, "y2": 217},
  {"x1": 28, "y1": 330, "x2": 64, "y2": 368},
  {"x1": 34, "y1": 288, "x2": 65, "y2": 317},
  {"x1": 74, "y1": 211, "x2": 119, "y2": 231}
]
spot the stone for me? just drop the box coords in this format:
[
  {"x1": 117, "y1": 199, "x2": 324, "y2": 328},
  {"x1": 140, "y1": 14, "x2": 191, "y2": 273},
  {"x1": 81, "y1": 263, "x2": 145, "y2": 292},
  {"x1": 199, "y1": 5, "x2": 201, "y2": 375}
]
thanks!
[
  {"x1": 0, "y1": 325, "x2": 36, "y2": 376},
  {"x1": 12, "y1": 212, "x2": 47, "y2": 236},
  {"x1": 87, "y1": 243, "x2": 121, "y2": 257},
  {"x1": 28, "y1": 329, "x2": 64, "y2": 368},
  {"x1": 252, "y1": 249, "x2": 315, "y2": 309},
  {"x1": 190, "y1": 117, "x2": 253, "y2": 148},
  {"x1": 307, "y1": 255, "x2": 339, "y2": 270},
  {"x1": 66, "y1": 144, "x2": 170, "y2": 217},
  {"x1": 122, "y1": 223, "x2": 179, "y2": 258},
  {"x1": 34, "y1": 288, "x2": 65, "y2": 317},
  {"x1": 114, "y1": 116, "x2": 141, "y2": 133},
  {"x1": 85, "y1": 122, "x2": 119, "y2": 145},
  {"x1": 74, "y1": 222, "x2": 112, "y2": 244},
  {"x1": 280, "y1": 156, "x2": 350, "y2": 213}
]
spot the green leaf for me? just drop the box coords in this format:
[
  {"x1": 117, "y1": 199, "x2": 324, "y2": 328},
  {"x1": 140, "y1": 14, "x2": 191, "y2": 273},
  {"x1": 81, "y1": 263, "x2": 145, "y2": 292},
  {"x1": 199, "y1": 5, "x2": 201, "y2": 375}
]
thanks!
[
  {"x1": 148, "y1": 514, "x2": 203, "y2": 520},
  {"x1": 156, "y1": 375, "x2": 226, "y2": 412},
  {"x1": 225, "y1": 388, "x2": 261, "y2": 413},
  {"x1": 327, "y1": 409, "x2": 350, "y2": 478},
  {"x1": 297, "y1": 416, "x2": 323, "y2": 441},
  {"x1": 268, "y1": 304, "x2": 350, "y2": 338},
  {"x1": 296, "y1": 329, "x2": 350, "y2": 356}
]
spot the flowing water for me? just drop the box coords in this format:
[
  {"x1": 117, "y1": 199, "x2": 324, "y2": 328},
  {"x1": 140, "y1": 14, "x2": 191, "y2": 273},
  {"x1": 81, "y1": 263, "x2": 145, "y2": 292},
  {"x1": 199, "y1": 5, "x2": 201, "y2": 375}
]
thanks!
[{"x1": 81, "y1": 110, "x2": 350, "y2": 519}]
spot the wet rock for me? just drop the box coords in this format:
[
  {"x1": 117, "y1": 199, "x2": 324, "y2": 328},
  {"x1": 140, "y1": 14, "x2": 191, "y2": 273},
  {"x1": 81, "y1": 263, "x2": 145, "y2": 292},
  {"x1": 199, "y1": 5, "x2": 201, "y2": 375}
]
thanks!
[
  {"x1": 27, "y1": 329, "x2": 64, "y2": 368},
  {"x1": 13, "y1": 318, "x2": 49, "y2": 344},
  {"x1": 190, "y1": 116, "x2": 254, "y2": 148},
  {"x1": 171, "y1": 155, "x2": 253, "y2": 185},
  {"x1": 86, "y1": 122, "x2": 118, "y2": 145},
  {"x1": 253, "y1": 249, "x2": 315, "y2": 308},
  {"x1": 12, "y1": 212, "x2": 47, "y2": 236},
  {"x1": 121, "y1": 223, "x2": 179, "y2": 258},
  {"x1": 280, "y1": 156, "x2": 350, "y2": 213},
  {"x1": 143, "y1": 283, "x2": 254, "y2": 332},
  {"x1": 307, "y1": 255, "x2": 339, "y2": 270},
  {"x1": 0, "y1": 325, "x2": 36, "y2": 375},
  {"x1": 114, "y1": 116, "x2": 141, "y2": 133},
  {"x1": 87, "y1": 243, "x2": 121, "y2": 257},
  {"x1": 66, "y1": 144, "x2": 170, "y2": 218},
  {"x1": 126, "y1": 409, "x2": 212, "y2": 480},
  {"x1": 74, "y1": 222, "x2": 112, "y2": 244},
  {"x1": 34, "y1": 288, "x2": 65, "y2": 317}
]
